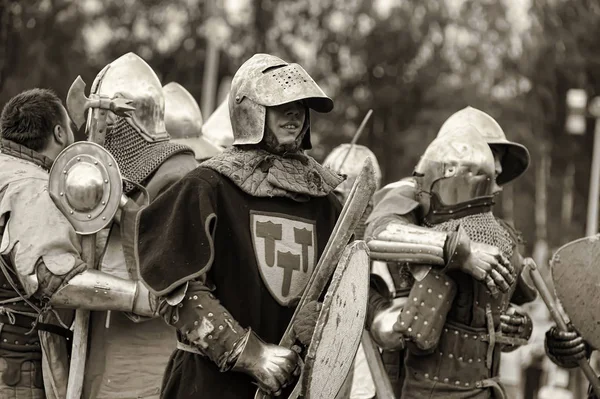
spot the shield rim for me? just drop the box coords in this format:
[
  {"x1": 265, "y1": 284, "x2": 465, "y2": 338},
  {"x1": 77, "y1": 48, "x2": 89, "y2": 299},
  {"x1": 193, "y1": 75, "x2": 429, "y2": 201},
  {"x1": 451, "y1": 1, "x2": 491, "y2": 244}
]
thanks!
[
  {"x1": 49, "y1": 142, "x2": 122, "y2": 235},
  {"x1": 551, "y1": 234, "x2": 600, "y2": 350},
  {"x1": 300, "y1": 241, "x2": 369, "y2": 399}
]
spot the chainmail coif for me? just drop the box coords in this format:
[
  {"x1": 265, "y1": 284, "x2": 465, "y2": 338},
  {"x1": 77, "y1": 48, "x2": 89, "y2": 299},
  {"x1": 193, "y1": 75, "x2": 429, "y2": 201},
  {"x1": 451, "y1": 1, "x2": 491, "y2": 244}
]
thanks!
[
  {"x1": 104, "y1": 117, "x2": 193, "y2": 193},
  {"x1": 426, "y1": 211, "x2": 514, "y2": 259}
]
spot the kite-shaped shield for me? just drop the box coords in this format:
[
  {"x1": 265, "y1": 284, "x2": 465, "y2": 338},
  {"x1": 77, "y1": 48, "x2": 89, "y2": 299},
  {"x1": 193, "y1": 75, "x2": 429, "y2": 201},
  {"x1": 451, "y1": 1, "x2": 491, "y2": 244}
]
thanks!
[
  {"x1": 551, "y1": 234, "x2": 600, "y2": 350},
  {"x1": 296, "y1": 241, "x2": 370, "y2": 399}
]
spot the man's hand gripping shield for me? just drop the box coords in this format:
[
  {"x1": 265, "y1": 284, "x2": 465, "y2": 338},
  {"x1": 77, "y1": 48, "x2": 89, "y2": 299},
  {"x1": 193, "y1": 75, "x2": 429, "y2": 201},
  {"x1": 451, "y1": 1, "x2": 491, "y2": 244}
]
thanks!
[{"x1": 255, "y1": 159, "x2": 377, "y2": 399}]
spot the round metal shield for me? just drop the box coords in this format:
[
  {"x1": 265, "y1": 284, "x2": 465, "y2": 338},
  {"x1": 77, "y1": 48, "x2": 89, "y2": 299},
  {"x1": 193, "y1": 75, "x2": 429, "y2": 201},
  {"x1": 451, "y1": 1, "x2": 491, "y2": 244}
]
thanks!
[
  {"x1": 49, "y1": 142, "x2": 122, "y2": 234},
  {"x1": 551, "y1": 234, "x2": 600, "y2": 350},
  {"x1": 300, "y1": 241, "x2": 370, "y2": 399}
]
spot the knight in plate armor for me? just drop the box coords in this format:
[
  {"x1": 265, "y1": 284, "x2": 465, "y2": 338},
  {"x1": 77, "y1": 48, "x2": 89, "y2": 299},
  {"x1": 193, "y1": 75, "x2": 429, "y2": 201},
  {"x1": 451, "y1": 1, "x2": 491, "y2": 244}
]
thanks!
[
  {"x1": 81, "y1": 52, "x2": 198, "y2": 399},
  {"x1": 365, "y1": 108, "x2": 535, "y2": 398},
  {"x1": 131, "y1": 53, "x2": 345, "y2": 398}
]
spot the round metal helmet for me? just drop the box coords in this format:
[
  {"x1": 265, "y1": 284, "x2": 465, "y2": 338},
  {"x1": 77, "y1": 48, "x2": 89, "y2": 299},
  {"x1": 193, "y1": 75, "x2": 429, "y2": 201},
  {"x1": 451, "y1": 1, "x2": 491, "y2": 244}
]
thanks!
[
  {"x1": 437, "y1": 106, "x2": 530, "y2": 185},
  {"x1": 202, "y1": 99, "x2": 234, "y2": 148},
  {"x1": 90, "y1": 52, "x2": 168, "y2": 142},
  {"x1": 163, "y1": 82, "x2": 222, "y2": 160},
  {"x1": 229, "y1": 53, "x2": 333, "y2": 147},
  {"x1": 323, "y1": 144, "x2": 382, "y2": 201},
  {"x1": 415, "y1": 125, "x2": 496, "y2": 215}
]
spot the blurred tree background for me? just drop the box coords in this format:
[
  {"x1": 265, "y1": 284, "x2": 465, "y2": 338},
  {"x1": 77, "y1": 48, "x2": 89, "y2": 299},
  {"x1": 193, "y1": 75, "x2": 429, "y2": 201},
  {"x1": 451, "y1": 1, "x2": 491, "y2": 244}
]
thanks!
[{"x1": 1, "y1": 0, "x2": 600, "y2": 260}]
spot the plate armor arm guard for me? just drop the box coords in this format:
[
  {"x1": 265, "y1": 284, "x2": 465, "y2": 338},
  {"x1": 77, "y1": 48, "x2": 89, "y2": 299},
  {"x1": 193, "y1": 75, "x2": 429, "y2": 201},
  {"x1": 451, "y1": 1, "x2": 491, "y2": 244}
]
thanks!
[
  {"x1": 368, "y1": 220, "x2": 468, "y2": 269},
  {"x1": 161, "y1": 280, "x2": 246, "y2": 370},
  {"x1": 394, "y1": 269, "x2": 457, "y2": 352},
  {"x1": 160, "y1": 279, "x2": 301, "y2": 394},
  {"x1": 48, "y1": 268, "x2": 157, "y2": 317}
]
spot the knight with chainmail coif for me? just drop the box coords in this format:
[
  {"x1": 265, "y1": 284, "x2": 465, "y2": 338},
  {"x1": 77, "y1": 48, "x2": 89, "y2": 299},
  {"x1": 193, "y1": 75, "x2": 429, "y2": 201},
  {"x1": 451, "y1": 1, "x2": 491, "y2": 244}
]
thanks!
[
  {"x1": 364, "y1": 107, "x2": 536, "y2": 398},
  {"x1": 365, "y1": 123, "x2": 534, "y2": 398},
  {"x1": 131, "y1": 54, "x2": 344, "y2": 398},
  {"x1": 82, "y1": 53, "x2": 198, "y2": 399}
]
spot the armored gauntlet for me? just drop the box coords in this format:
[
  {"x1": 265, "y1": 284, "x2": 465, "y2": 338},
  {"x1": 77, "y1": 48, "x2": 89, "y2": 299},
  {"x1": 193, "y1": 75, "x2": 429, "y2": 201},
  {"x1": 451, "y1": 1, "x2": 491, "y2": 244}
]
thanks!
[
  {"x1": 368, "y1": 222, "x2": 514, "y2": 295},
  {"x1": 500, "y1": 304, "x2": 533, "y2": 352},
  {"x1": 232, "y1": 330, "x2": 301, "y2": 396},
  {"x1": 370, "y1": 297, "x2": 407, "y2": 350},
  {"x1": 446, "y1": 228, "x2": 515, "y2": 296},
  {"x1": 545, "y1": 325, "x2": 591, "y2": 369}
]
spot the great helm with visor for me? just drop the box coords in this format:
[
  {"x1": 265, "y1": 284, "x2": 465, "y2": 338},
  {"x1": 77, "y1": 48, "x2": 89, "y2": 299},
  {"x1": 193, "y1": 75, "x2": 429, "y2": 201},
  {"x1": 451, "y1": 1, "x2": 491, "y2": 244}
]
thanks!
[{"x1": 414, "y1": 124, "x2": 496, "y2": 222}]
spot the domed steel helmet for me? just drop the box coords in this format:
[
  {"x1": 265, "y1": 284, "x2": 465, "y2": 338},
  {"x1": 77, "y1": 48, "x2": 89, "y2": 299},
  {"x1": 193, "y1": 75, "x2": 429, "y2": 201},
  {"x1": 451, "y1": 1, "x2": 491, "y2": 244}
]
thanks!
[
  {"x1": 90, "y1": 52, "x2": 168, "y2": 142},
  {"x1": 415, "y1": 124, "x2": 496, "y2": 217},
  {"x1": 323, "y1": 144, "x2": 382, "y2": 201},
  {"x1": 163, "y1": 82, "x2": 222, "y2": 160},
  {"x1": 201, "y1": 99, "x2": 234, "y2": 148},
  {"x1": 437, "y1": 106, "x2": 530, "y2": 185},
  {"x1": 229, "y1": 53, "x2": 333, "y2": 148}
]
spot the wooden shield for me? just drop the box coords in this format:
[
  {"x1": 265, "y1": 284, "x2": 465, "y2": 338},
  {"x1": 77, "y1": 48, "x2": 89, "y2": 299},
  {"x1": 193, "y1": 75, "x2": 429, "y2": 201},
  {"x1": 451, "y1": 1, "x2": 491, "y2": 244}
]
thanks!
[
  {"x1": 298, "y1": 241, "x2": 370, "y2": 399},
  {"x1": 551, "y1": 234, "x2": 600, "y2": 349}
]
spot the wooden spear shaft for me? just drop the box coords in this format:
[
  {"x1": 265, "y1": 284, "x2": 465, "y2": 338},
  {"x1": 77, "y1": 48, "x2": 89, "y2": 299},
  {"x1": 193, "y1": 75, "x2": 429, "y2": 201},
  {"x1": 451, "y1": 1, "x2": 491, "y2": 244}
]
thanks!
[
  {"x1": 66, "y1": 106, "x2": 108, "y2": 398},
  {"x1": 336, "y1": 109, "x2": 374, "y2": 173},
  {"x1": 66, "y1": 235, "x2": 96, "y2": 398}
]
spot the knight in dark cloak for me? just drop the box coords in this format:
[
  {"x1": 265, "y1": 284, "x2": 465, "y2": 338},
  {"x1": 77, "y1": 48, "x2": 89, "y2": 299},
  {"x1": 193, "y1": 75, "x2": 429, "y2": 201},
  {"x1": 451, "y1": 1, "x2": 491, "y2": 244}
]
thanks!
[{"x1": 132, "y1": 54, "x2": 345, "y2": 398}]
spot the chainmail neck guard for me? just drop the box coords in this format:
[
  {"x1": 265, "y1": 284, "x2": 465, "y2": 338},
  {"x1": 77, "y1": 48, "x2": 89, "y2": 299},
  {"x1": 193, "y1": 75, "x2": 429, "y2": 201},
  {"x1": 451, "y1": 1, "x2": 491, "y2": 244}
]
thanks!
[
  {"x1": 426, "y1": 211, "x2": 514, "y2": 259},
  {"x1": 104, "y1": 117, "x2": 193, "y2": 193}
]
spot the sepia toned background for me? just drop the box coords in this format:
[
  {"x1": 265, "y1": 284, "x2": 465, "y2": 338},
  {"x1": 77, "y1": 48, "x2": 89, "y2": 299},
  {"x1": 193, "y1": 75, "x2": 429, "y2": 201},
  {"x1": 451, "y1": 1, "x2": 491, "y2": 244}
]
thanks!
[{"x1": 1, "y1": 0, "x2": 599, "y2": 397}]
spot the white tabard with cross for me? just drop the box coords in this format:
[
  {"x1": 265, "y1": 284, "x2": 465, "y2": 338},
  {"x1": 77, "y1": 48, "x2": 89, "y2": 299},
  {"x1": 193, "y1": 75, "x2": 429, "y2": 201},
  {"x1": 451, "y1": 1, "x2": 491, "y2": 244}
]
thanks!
[{"x1": 251, "y1": 211, "x2": 317, "y2": 306}]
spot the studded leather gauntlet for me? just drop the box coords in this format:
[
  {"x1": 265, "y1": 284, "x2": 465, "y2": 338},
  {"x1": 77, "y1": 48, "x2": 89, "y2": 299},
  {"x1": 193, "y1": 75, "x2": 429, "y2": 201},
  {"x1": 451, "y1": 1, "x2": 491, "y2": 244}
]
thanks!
[
  {"x1": 162, "y1": 280, "x2": 245, "y2": 370},
  {"x1": 393, "y1": 269, "x2": 456, "y2": 351}
]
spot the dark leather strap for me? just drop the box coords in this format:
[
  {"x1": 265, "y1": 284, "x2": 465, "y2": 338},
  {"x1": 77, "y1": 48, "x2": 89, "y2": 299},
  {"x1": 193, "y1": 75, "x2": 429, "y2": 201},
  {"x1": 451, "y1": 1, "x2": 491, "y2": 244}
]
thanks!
[
  {"x1": 0, "y1": 314, "x2": 72, "y2": 340},
  {"x1": 36, "y1": 322, "x2": 73, "y2": 340}
]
